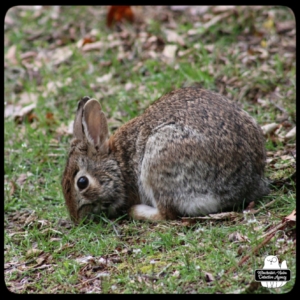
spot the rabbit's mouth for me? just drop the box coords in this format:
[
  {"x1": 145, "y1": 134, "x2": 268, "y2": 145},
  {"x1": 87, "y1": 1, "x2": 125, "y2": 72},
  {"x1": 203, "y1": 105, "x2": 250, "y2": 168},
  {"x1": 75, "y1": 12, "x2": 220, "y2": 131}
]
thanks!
[{"x1": 77, "y1": 199, "x2": 118, "y2": 223}]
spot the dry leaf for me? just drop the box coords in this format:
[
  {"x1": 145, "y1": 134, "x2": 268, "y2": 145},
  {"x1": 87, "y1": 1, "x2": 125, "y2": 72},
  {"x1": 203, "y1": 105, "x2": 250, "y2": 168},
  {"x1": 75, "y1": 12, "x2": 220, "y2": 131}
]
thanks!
[
  {"x1": 26, "y1": 249, "x2": 43, "y2": 258},
  {"x1": 125, "y1": 82, "x2": 135, "y2": 91},
  {"x1": 76, "y1": 255, "x2": 95, "y2": 264},
  {"x1": 162, "y1": 44, "x2": 177, "y2": 59},
  {"x1": 81, "y1": 41, "x2": 104, "y2": 52},
  {"x1": 81, "y1": 36, "x2": 96, "y2": 47},
  {"x1": 284, "y1": 126, "x2": 296, "y2": 141},
  {"x1": 6, "y1": 45, "x2": 17, "y2": 65},
  {"x1": 45, "y1": 112, "x2": 57, "y2": 126},
  {"x1": 212, "y1": 6, "x2": 236, "y2": 14},
  {"x1": 13, "y1": 103, "x2": 36, "y2": 123},
  {"x1": 202, "y1": 13, "x2": 231, "y2": 30},
  {"x1": 261, "y1": 123, "x2": 279, "y2": 136},
  {"x1": 164, "y1": 29, "x2": 185, "y2": 46},
  {"x1": 5, "y1": 104, "x2": 22, "y2": 118},
  {"x1": 42, "y1": 81, "x2": 63, "y2": 97},
  {"x1": 276, "y1": 20, "x2": 295, "y2": 34},
  {"x1": 20, "y1": 51, "x2": 38, "y2": 61},
  {"x1": 284, "y1": 209, "x2": 296, "y2": 223},
  {"x1": 170, "y1": 6, "x2": 191, "y2": 11},
  {"x1": 7, "y1": 181, "x2": 17, "y2": 197},
  {"x1": 50, "y1": 46, "x2": 73, "y2": 66},
  {"x1": 16, "y1": 173, "x2": 28, "y2": 186},
  {"x1": 19, "y1": 92, "x2": 38, "y2": 105},
  {"x1": 228, "y1": 232, "x2": 249, "y2": 242},
  {"x1": 35, "y1": 256, "x2": 46, "y2": 266},
  {"x1": 37, "y1": 219, "x2": 51, "y2": 228},
  {"x1": 24, "y1": 210, "x2": 37, "y2": 226},
  {"x1": 96, "y1": 73, "x2": 112, "y2": 83},
  {"x1": 106, "y1": 6, "x2": 134, "y2": 27},
  {"x1": 204, "y1": 271, "x2": 215, "y2": 282}
]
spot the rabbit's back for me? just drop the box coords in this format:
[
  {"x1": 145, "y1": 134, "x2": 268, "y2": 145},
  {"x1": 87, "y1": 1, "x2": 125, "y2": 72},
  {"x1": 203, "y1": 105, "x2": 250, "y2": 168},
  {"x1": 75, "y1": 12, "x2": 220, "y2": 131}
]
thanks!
[{"x1": 120, "y1": 87, "x2": 269, "y2": 218}]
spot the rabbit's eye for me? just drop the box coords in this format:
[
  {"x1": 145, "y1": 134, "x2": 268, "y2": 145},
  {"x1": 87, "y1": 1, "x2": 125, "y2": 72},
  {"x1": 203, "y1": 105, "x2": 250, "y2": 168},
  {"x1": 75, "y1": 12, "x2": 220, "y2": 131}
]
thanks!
[{"x1": 77, "y1": 176, "x2": 89, "y2": 190}]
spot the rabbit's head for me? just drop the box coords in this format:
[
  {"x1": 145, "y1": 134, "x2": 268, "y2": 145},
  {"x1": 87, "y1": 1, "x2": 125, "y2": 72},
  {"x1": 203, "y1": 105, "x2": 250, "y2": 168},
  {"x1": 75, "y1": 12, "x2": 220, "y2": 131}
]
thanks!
[{"x1": 61, "y1": 97, "x2": 126, "y2": 224}]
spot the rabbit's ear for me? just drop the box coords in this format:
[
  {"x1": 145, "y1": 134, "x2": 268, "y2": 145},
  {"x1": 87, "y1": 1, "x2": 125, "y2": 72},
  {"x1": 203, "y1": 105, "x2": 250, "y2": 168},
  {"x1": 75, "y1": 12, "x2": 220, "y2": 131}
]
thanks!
[
  {"x1": 73, "y1": 96, "x2": 91, "y2": 140},
  {"x1": 82, "y1": 99, "x2": 109, "y2": 152}
]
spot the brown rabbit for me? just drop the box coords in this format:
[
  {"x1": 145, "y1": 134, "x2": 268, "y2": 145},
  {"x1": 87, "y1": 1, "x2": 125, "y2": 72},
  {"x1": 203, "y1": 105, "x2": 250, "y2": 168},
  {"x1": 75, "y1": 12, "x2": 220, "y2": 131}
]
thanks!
[{"x1": 62, "y1": 87, "x2": 269, "y2": 224}]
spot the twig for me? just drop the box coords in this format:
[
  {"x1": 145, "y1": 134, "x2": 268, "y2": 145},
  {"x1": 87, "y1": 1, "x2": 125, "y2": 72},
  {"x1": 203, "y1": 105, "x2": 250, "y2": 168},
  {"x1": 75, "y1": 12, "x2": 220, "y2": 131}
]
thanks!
[
  {"x1": 157, "y1": 263, "x2": 172, "y2": 277},
  {"x1": 259, "y1": 220, "x2": 289, "y2": 239},
  {"x1": 225, "y1": 220, "x2": 287, "y2": 275},
  {"x1": 75, "y1": 273, "x2": 104, "y2": 287},
  {"x1": 250, "y1": 199, "x2": 276, "y2": 215}
]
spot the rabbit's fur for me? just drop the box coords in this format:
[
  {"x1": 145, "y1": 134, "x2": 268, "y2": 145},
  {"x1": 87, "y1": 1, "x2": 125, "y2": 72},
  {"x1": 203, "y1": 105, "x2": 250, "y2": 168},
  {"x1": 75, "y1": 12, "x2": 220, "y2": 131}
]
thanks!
[{"x1": 62, "y1": 87, "x2": 269, "y2": 223}]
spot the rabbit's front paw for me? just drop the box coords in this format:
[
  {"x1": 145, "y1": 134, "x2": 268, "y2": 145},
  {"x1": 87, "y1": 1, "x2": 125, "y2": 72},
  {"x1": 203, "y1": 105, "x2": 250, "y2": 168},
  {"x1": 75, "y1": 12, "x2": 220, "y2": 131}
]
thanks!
[{"x1": 129, "y1": 204, "x2": 165, "y2": 221}]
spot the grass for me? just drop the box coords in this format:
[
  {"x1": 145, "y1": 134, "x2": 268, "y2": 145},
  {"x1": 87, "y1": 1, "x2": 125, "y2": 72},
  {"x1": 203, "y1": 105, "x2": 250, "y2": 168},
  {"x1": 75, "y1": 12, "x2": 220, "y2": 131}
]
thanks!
[{"x1": 4, "y1": 6, "x2": 295, "y2": 293}]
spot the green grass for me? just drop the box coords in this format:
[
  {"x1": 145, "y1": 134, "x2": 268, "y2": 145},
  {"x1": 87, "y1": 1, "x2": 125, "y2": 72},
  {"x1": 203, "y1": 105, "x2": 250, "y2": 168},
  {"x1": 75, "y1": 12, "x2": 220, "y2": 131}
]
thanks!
[{"x1": 4, "y1": 6, "x2": 295, "y2": 294}]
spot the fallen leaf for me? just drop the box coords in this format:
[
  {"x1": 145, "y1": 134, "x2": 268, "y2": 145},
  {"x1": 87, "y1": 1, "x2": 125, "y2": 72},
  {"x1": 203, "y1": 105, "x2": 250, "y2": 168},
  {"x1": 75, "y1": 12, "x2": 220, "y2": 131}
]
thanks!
[
  {"x1": 284, "y1": 126, "x2": 296, "y2": 141},
  {"x1": 81, "y1": 36, "x2": 96, "y2": 47},
  {"x1": 80, "y1": 41, "x2": 104, "y2": 52},
  {"x1": 27, "y1": 113, "x2": 38, "y2": 123},
  {"x1": 13, "y1": 103, "x2": 36, "y2": 123},
  {"x1": 211, "y1": 6, "x2": 236, "y2": 14},
  {"x1": 35, "y1": 256, "x2": 47, "y2": 266},
  {"x1": 162, "y1": 44, "x2": 177, "y2": 59},
  {"x1": 263, "y1": 18, "x2": 274, "y2": 30},
  {"x1": 20, "y1": 51, "x2": 38, "y2": 61},
  {"x1": 45, "y1": 112, "x2": 57, "y2": 126},
  {"x1": 202, "y1": 12, "x2": 231, "y2": 30},
  {"x1": 5, "y1": 104, "x2": 22, "y2": 118},
  {"x1": 276, "y1": 20, "x2": 295, "y2": 34},
  {"x1": 7, "y1": 181, "x2": 16, "y2": 197},
  {"x1": 257, "y1": 98, "x2": 268, "y2": 107},
  {"x1": 228, "y1": 232, "x2": 250, "y2": 243},
  {"x1": 164, "y1": 29, "x2": 185, "y2": 46},
  {"x1": 189, "y1": 6, "x2": 210, "y2": 15},
  {"x1": 37, "y1": 219, "x2": 51, "y2": 228},
  {"x1": 261, "y1": 123, "x2": 279, "y2": 136},
  {"x1": 16, "y1": 173, "x2": 28, "y2": 186},
  {"x1": 26, "y1": 249, "x2": 43, "y2": 258},
  {"x1": 170, "y1": 6, "x2": 191, "y2": 11},
  {"x1": 50, "y1": 46, "x2": 73, "y2": 66},
  {"x1": 125, "y1": 82, "x2": 135, "y2": 91},
  {"x1": 204, "y1": 271, "x2": 215, "y2": 282},
  {"x1": 5, "y1": 45, "x2": 18, "y2": 65},
  {"x1": 76, "y1": 255, "x2": 95, "y2": 264},
  {"x1": 19, "y1": 92, "x2": 38, "y2": 105},
  {"x1": 24, "y1": 210, "x2": 38, "y2": 226},
  {"x1": 284, "y1": 209, "x2": 296, "y2": 223},
  {"x1": 106, "y1": 6, "x2": 134, "y2": 27},
  {"x1": 42, "y1": 81, "x2": 63, "y2": 97},
  {"x1": 96, "y1": 73, "x2": 112, "y2": 83}
]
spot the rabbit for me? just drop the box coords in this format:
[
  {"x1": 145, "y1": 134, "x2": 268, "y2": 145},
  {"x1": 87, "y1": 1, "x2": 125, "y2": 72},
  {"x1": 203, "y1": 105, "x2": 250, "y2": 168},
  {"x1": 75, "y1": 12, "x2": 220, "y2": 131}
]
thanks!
[{"x1": 61, "y1": 87, "x2": 269, "y2": 224}]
